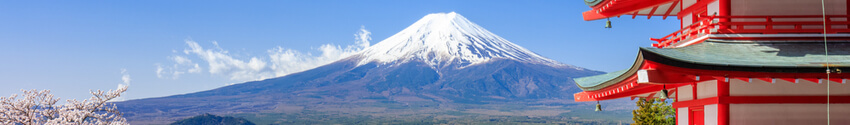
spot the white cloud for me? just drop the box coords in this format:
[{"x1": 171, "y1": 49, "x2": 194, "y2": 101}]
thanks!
[
  {"x1": 157, "y1": 26, "x2": 372, "y2": 83},
  {"x1": 355, "y1": 25, "x2": 371, "y2": 49},
  {"x1": 156, "y1": 64, "x2": 164, "y2": 78},
  {"x1": 267, "y1": 26, "x2": 371, "y2": 78},
  {"x1": 172, "y1": 56, "x2": 193, "y2": 65},
  {"x1": 188, "y1": 63, "x2": 201, "y2": 73},
  {"x1": 114, "y1": 68, "x2": 131, "y2": 102},
  {"x1": 182, "y1": 41, "x2": 274, "y2": 81},
  {"x1": 155, "y1": 56, "x2": 203, "y2": 79},
  {"x1": 121, "y1": 68, "x2": 131, "y2": 85}
]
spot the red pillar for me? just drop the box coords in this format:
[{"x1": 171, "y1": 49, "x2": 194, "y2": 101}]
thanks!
[
  {"x1": 675, "y1": 108, "x2": 680, "y2": 125},
  {"x1": 717, "y1": 79, "x2": 729, "y2": 125},
  {"x1": 675, "y1": 86, "x2": 680, "y2": 125},
  {"x1": 718, "y1": 0, "x2": 730, "y2": 30},
  {"x1": 718, "y1": 0, "x2": 730, "y2": 16}
]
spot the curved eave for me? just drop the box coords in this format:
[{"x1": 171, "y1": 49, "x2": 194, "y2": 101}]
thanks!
[
  {"x1": 578, "y1": 41, "x2": 850, "y2": 90},
  {"x1": 582, "y1": 0, "x2": 680, "y2": 21},
  {"x1": 585, "y1": 0, "x2": 608, "y2": 7},
  {"x1": 575, "y1": 52, "x2": 645, "y2": 91},
  {"x1": 573, "y1": 41, "x2": 850, "y2": 102}
]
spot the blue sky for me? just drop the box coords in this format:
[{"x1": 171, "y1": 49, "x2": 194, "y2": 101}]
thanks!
[{"x1": 0, "y1": 1, "x2": 678, "y2": 101}]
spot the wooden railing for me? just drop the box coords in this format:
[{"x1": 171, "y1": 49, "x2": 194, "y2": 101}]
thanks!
[
  {"x1": 651, "y1": 16, "x2": 715, "y2": 48},
  {"x1": 651, "y1": 15, "x2": 850, "y2": 48}
]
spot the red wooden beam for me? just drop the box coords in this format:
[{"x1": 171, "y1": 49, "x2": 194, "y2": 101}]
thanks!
[
  {"x1": 710, "y1": 76, "x2": 723, "y2": 82},
  {"x1": 662, "y1": 0, "x2": 679, "y2": 20},
  {"x1": 828, "y1": 78, "x2": 843, "y2": 83},
  {"x1": 631, "y1": 11, "x2": 638, "y2": 19},
  {"x1": 756, "y1": 77, "x2": 774, "y2": 83},
  {"x1": 647, "y1": 6, "x2": 659, "y2": 19},
  {"x1": 640, "y1": 69, "x2": 703, "y2": 84},
  {"x1": 582, "y1": 11, "x2": 612, "y2": 21},
  {"x1": 717, "y1": 78, "x2": 730, "y2": 125},
  {"x1": 779, "y1": 78, "x2": 798, "y2": 83},
  {"x1": 801, "y1": 78, "x2": 821, "y2": 84},
  {"x1": 646, "y1": 92, "x2": 657, "y2": 101},
  {"x1": 673, "y1": 97, "x2": 718, "y2": 108},
  {"x1": 580, "y1": 82, "x2": 694, "y2": 102},
  {"x1": 677, "y1": 0, "x2": 718, "y2": 17},
  {"x1": 734, "y1": 77, "x2": 750, "y2": 83},
  {"x1": 605, "y1": 0, "x2": 673, "y2": 14},
  {"x1": 582, "y1": 0, "x2": 677, "y2": 20},
  {"x1": 668, "y1": 89, "x2": 678, "y2": 99},
  {"x1": 599, "y1": 84, "x2": 657, "y2": 100}
]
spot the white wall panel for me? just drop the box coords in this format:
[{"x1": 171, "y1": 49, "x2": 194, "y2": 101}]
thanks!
[
  {"x1": 678, "y1": 107, "x2": 690, "y2": 125},
  {"x1": 704, "y1": 104, "x2": 718, "y2": 125},
  {"x1": 707, "y1": 1, "x2": 720, "y2": 16},
  {"x1": 730, "y1": 104, "x2": 850, "y2": 125},
  {"x1": 732, "y1": 0, "x2": 846, "y2": 16},
  {"x1": 677, "y1": 85, "x2": 693, "y2": 101},
  {"x1": 730, "y1": 78, "x2": 850, "y2": 96},
  {"x1": 683, "y1": 15, "x2": 693, "y2": 28},
  {"x1": 682, "y1": 0, "x2": 697, "y2": 9},
  {"x1": 697, "y1": 80, "x2": 717, "y2": 99}
]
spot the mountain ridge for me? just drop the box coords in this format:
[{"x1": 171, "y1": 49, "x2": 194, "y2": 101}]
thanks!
[{"x1": 117, "y1": 12, "x2": 619, "y2": 124}]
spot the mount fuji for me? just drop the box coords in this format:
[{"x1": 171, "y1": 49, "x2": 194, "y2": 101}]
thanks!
[
  {"x1": 117, "y1": 12, "x2": 612, "y2": 124},
  {"x1": 356, "y1": 12, "x2": 561, "y2": 68}
]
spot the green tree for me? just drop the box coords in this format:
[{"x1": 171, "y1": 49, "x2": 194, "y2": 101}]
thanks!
[
  {"x1": 632, "y1": 98, "x2": 675, "y2": 125},
  {"x1": 170, "y1": 113, "x2": 256, "y2": 125}
]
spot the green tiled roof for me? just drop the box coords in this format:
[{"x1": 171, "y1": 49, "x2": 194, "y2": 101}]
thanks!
[
  {"x1": 575, "y1": 40, "x2": 850, "y2": 91},
  {"x1": 585, "y1": 0, "x2": 605, "y2": 6},
  {"x1": 575, "y1": 69, "x2": 628, "y2": 88},
  {"x1": 644, "y1": 40, "x2": 850, "y2": 68}
]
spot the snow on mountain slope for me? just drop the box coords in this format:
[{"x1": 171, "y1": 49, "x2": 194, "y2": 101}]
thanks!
[
  {"x1": 355, "y1": 12, "x2": 569, "y2": 68},
  {"x1": 117, "y1": 12, "x2": 610, "y2": 124}
]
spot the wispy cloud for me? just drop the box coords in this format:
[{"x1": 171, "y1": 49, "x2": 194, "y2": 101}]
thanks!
[
  {"x1": 121, "y1": 68, "x2": 131, "y2": 85},
  {"x1": 268, "y1": 26, "x2": 371, "y2": 77},
  {"x1": 157, "y1": 26, "x2": 372, "y2": 83},
  {"x1": 155, "y1": 55, "x2": 203, "y2": 79},
  {"x1": 114, "y1": 68, "x2": 131, "y2": 102}
]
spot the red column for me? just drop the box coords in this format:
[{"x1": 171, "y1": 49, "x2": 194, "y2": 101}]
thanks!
[
  {"x1": 675, "y1": 108, "x2": 680, "y2": 125},
  {"x1": 719, "y1": 0, "x2": 730, "y2": 16},
  {"x1": 675, "y1": 87, "x2": 680, "y2": 125},
  {"x1": 717, "y1": 79, "x2": 729, "y2": 125},
  {"x1": 718, "y1": 0, "x2": 730, "y2": 30}
]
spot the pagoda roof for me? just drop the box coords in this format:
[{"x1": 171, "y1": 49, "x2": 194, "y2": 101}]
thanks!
[{"x1": 576, "y1": 40, "x2": 850, "y2": 91}]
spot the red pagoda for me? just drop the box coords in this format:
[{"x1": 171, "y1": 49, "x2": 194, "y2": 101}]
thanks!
[{"x1": 575, "y1": 0, "x2": 850, "y2": 124}]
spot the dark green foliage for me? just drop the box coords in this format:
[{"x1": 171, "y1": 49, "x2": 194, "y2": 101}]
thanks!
[
  {"x1": 632, "y1": 98, "x2": 675, "y2": 125},
  {"x1": 170, "y1": 113, "x2": 255, "y2": 125}
]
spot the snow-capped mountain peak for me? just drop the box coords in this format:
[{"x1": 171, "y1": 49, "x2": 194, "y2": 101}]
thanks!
[{"x1": 356, "y1": 12, "x2": 564, "y2": 68}]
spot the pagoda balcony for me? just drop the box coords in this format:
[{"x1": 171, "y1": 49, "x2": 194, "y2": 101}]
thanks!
[{"x1": 651, "y1": 15, "x2": 850, "y2": 48}]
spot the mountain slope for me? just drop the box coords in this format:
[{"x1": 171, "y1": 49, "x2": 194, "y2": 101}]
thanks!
[{"x1": 117, "y1": 12, "x2": 610, "y2": 124}]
